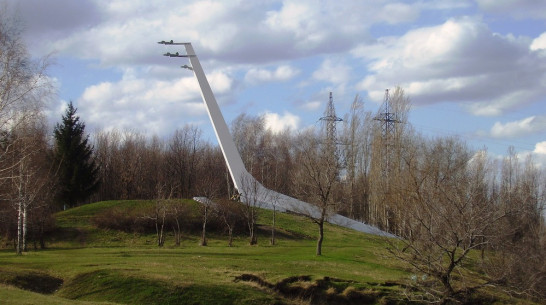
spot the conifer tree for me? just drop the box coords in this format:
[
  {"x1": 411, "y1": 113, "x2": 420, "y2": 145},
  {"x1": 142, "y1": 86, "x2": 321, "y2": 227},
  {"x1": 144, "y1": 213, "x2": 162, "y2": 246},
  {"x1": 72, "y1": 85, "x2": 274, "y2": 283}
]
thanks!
[{"x1": 53, "y1": 102, "x2": 99, "y2": 208}]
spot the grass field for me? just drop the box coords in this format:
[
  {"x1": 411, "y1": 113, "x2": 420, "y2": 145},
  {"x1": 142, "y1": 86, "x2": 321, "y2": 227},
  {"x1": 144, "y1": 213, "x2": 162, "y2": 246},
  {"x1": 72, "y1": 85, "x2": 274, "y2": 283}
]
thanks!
[{"x1": 0, "y1": 200, "x2": 535, "y2": 304}]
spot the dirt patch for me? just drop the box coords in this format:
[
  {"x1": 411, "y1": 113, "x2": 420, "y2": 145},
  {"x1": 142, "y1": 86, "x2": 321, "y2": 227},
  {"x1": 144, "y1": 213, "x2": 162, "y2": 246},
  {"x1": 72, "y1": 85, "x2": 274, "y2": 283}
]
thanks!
[
  {"x1": 234, "y1": 274, "x2": 382, "y2": 305},
  {"x1": 234, "y1": 273, "x2": 275, "y2": 289}
]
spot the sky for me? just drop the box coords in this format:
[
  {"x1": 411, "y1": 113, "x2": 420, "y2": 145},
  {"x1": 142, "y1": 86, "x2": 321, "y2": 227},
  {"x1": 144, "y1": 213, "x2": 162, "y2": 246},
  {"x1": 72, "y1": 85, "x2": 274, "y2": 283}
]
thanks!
[{"x1": 7, "y1": 0, "x2": 546, "y2": 165}]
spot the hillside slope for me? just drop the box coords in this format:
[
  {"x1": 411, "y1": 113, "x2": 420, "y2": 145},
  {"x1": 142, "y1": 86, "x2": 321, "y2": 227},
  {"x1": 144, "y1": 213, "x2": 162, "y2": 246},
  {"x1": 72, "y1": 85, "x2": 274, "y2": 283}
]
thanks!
[{"x1": 0, "y1": 200, "x2": 535, "y2": 305}]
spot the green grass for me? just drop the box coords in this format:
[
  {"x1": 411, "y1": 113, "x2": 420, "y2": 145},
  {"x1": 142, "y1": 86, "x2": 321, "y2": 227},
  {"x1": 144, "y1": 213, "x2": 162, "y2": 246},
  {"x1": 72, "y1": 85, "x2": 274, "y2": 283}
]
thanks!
[{"x1": 0, "y1": 200, "x2": 534, "y2": 304}]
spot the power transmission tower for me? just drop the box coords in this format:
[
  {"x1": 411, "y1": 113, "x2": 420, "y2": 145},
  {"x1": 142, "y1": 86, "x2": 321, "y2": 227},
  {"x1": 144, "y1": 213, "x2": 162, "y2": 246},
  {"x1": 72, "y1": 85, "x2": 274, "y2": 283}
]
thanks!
[
  {"x1": 373, "y1": 89, "x2": 401, "y2": 232},
  {"x1": 320, "y1": 92, "x2": 343, "y2": 148},
  {"x1": 319, "y1": 92, "x2": 344, "y2": 180},
  {"x1": 374, "y1": 89, "x2": 401, "y2": 179},
  {"x1": 374, "y1": 89, "x2": 400, "y2": 143}
]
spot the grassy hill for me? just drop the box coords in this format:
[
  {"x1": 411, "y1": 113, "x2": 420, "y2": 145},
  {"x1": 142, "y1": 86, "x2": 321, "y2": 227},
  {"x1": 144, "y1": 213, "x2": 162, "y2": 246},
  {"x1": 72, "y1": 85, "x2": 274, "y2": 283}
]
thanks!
[{"x1": 0, "y1": 200, "x2": 534, "y2": 304}]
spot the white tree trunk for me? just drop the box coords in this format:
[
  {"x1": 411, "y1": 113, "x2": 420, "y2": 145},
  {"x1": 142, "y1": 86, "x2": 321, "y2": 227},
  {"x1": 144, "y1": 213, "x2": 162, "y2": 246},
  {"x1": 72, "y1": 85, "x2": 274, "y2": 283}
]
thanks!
[
  {"x1": 22, "y1": 204, "x2": 28, "y2": 252},
  {"x1": 16, "y1": 200, "x2": 23, "y2": 255}
]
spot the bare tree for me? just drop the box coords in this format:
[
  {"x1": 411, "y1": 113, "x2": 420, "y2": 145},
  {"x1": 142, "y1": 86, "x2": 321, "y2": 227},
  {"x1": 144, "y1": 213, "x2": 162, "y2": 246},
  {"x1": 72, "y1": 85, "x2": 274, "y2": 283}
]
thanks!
[
  {"x1": 0, "y1": 6, "x2": 51, "y2": 134},
  {"x1": 0, "y1": 5, "x2": 53, "y2": 252},
  {"x1": 169, "y1": 196, "x2": 187, "y2": 247},
  {"x1": 216, "y1": 197, "x2": 243, "y2": 247},
  {"x1": 483, "y1": 148, "x2": 546, "y2": 301},
  {"x1": 165, "y1": 125, "x2": 202, "y2": 198},
  {"x1": 231, "y1": 113, "x2": 298, "y2": 197},
  {"x1": 92, "y1": 129, "x2": 122, "y2": 201},
  {"x1": 238, "y1": 174, "x2": 264, "y2": 245},
  {"x1": 194, "y1": 145, "x2": 228, "y2": 246},
  {"x1": 341, "y1": 94, "x2": 374, "y2": 221},
  {"x1": 270, "y1": 196, "x2": 278, "y2": 246},
  {"x1": 387, "y1": 137, "x2": 501, "y2": 304},
  {"x1": 11, "y1": 133, "x2": 40, "y2": 254},
  {"x1": 6, "y1": 115, "x2": 55, "y2": 254},
  {"x1": 292, "y1": 130, "x2": 342, "y2": 256},
  {"x1": 92, "y1": 129, "x2": 171, "y2": 202},
  {"x1": 342, "y1": 95, "x2": 363, "y2": 219},
  {"x1": 116, "y1": 131, "x2": 146, "y2": 199},
  {"x1": 369, "y1": 86, "x2": 411, "y2": 233},
  {"x1": 269, "y1": 130, "x2": 296, "y2": 196},
  {"x1": 199, "y1": 200, "x2": 211, "y2": 246},
  {"x1": 147, "y1": 183, "x2": 175, "y2": 247},
  {"x1": 231, "y1": 114, "x2": 266, "y2": 177}
]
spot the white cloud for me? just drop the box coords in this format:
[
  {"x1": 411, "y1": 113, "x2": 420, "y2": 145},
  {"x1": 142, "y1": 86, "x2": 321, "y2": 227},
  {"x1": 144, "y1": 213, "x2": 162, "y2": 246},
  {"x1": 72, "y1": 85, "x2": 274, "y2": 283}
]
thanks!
[
  {"x1": 476, "y1": 0, "x2": 546, "y2": 19},
  {"x1": 262, "y1": 0, "x2": 403, "y2": 52},
  {"x1": 490, "y1": 116, "x2": 546, "y2": 139},
  {"x1": 75, "y1": 68, "x2": 234, "y2": 136},
  {"x1": 11, "y1": 0, "x2": 495, "y2": 71},
  {"x1": 244, "y1": 65, "x2": 300, "y2": 84},
  {"x1": 18, "y1": 0, "x2": 456, "y2": 67},
  {"x1": 263, "y1": 111, "x2": 300, "y2": 133},
  {"x1": 534, "y1": 141, "x2": 546, "y2": 155},
  {"x1": 354, "y1": 17, "x2": 546, "y2": 114},
  {"x1": 301, "y1": 101, "x2": 321, "y2": 111},
  {"x1": 376, "y1": 3, "x2": 420, "y2": 25},
  {"x1": 516, "y1": 141, "x2": 546, "y2": 169},
  {"x1": 7, "y1": 0, "x2": 102, "y2": 54},
  {"x1": 464, "y1": 90, "x2": 537, "y2": 116},
  {"x1": 312, "y1": 58, "x2": 351, "y2": 85},
  {"x1": 418, "y1": 0, "x2": 471, "y2": 10},
  {"x1": 264, "y1": 2, "x2": 314, "y2": 37},
  {"x1": 531, "y1": 32, "x2": 546, "y2": 51}
]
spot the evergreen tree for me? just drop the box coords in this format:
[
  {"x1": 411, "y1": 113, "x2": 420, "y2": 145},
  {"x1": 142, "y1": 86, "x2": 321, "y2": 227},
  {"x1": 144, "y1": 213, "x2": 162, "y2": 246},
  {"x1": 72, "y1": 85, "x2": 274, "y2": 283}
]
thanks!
[{"x1": 53, "y1": 102, "x2": 99, "y2": 208}]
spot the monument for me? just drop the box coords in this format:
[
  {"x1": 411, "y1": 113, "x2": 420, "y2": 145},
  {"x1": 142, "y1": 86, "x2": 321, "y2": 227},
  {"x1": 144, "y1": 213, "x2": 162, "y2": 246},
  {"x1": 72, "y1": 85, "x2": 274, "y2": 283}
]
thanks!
[{"x1": 159, "y1": 41, "x2": 393, "y2": 237}]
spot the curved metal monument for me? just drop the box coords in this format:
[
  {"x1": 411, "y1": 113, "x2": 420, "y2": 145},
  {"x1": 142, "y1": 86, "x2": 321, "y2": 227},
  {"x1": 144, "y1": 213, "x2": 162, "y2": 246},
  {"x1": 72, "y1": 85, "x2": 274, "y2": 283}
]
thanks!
[{"x1": 159, "y1": 41, "x2": 392, "y2": 237}]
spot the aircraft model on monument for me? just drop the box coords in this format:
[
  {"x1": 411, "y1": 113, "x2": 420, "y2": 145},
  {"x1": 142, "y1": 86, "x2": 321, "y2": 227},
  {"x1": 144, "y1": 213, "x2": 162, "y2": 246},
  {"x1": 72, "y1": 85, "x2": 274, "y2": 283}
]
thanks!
[{"x1": 158, "y1": 41, "x2": 393, "y2": 237}]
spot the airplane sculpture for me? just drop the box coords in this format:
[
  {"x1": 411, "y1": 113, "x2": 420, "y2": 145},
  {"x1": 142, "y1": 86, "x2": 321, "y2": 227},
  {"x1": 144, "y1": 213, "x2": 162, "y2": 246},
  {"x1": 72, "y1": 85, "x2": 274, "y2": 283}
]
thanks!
[{"x1": 158, "y1": 41, "x2": 393, "y2": 237}]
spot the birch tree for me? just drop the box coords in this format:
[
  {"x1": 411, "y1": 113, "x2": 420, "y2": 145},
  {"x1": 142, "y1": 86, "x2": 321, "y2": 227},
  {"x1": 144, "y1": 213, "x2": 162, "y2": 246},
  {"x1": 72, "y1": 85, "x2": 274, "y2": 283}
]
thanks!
[
  {"x1": 11, "y1": 136, "x2": 37, "y2": 254},
  {"x1": 369, "y1": 86, "x2": 411, "y2": 233},
  {"x1": 341, "y1": 94, "x2": 374, "y2": 221},
  {"x1": 0, "y1": 5, "x2": 53, "y2": 253}
]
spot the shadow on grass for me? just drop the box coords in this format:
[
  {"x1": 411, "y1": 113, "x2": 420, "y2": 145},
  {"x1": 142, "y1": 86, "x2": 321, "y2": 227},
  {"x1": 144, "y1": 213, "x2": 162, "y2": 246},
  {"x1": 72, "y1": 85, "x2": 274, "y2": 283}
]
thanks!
[
  {"x1": 60, "y1": 269, "x2": 279, "y2": 305},
  {"x1": 0, "y1": 268, "x2": 63, "y2": 294}
]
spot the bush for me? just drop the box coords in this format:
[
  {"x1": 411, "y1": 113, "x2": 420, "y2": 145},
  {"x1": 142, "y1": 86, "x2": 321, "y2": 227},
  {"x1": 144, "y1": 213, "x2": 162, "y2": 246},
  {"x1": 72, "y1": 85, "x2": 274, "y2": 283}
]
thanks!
[
  {"x1": 92, "y1": 206, "x2": 155, "y2": 233},
  {"x1": 90, "y1": 200, "x2": 231, "y2": 235}
]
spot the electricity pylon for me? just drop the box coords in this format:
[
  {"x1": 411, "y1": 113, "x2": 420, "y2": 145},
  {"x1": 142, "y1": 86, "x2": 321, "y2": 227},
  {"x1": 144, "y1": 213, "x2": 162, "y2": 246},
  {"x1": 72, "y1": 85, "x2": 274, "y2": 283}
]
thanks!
[{"x1": 374, "y1": 89, "x2": 400, "y2": 176}]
